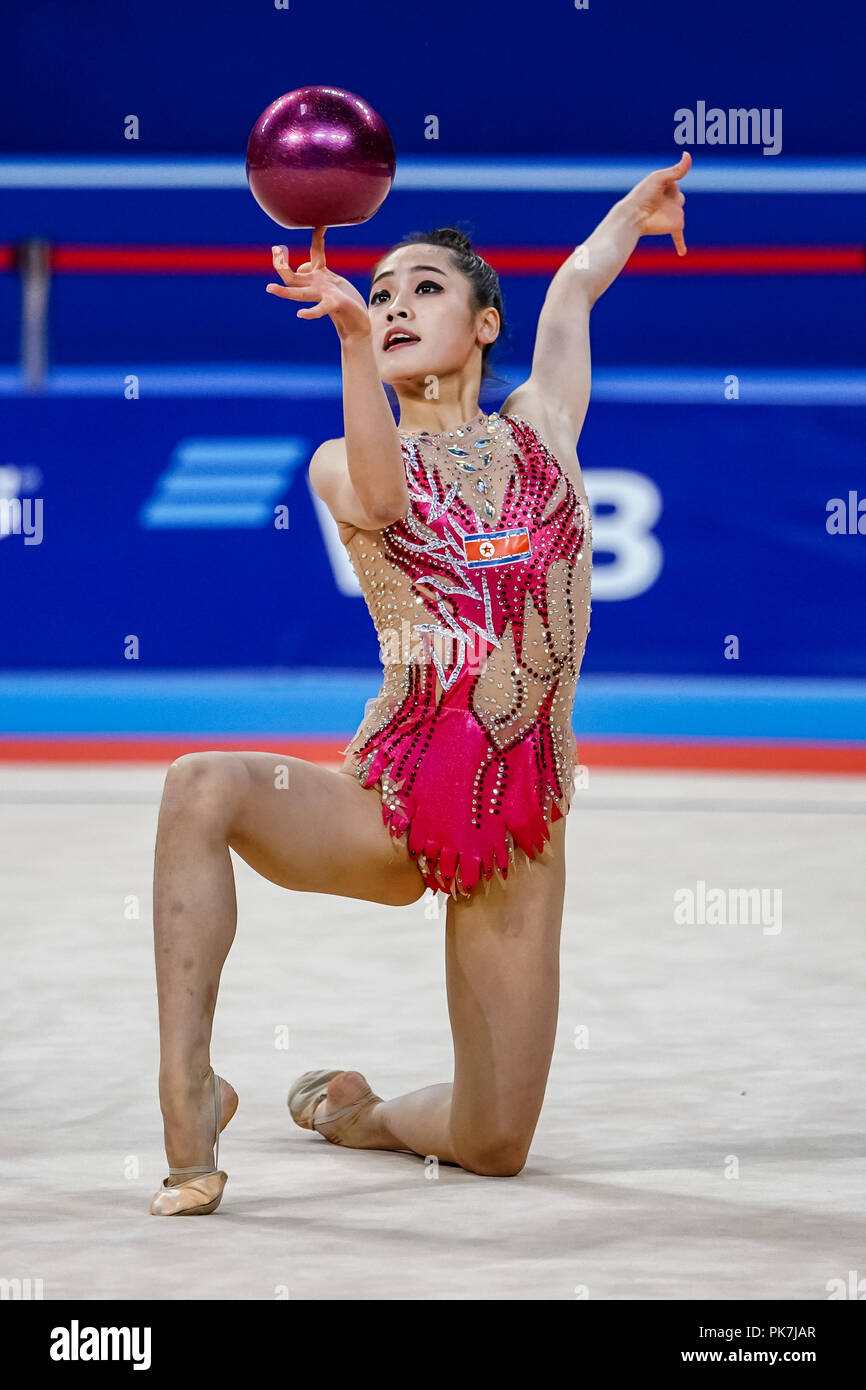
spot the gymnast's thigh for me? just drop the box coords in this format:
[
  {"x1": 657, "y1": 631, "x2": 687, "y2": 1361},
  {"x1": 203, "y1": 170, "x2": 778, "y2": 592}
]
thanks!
[{"x1": 223, "y1": 751, "x2": 427, "y2": 907}]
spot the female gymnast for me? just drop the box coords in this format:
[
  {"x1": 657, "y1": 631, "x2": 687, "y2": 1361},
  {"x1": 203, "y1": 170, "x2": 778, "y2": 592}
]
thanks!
[{"x1": 150, "y1": 151, "x2": 690, "y2": 1215}]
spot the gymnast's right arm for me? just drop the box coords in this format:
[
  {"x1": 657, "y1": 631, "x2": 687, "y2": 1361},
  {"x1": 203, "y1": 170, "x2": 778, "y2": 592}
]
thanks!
[{"x1": 266, "y1": 230, "x2": 409, "y2": 531}]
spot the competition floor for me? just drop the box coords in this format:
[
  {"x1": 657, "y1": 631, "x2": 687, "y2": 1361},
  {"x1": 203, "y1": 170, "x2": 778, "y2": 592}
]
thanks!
[{"x1": 1, "y1": 760, "x2": 863, "y2": 1301}]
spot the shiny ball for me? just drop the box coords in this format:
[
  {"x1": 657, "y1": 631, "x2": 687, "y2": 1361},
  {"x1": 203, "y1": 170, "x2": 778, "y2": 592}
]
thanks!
[{"x1": 245, "y1": 85, "x2": 396, "y2": 229}]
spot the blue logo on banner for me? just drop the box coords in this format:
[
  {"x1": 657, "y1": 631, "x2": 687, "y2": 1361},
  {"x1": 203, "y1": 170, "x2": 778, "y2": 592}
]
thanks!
[{"x1": 139, "y1": 436, "x2": 308, "y2": 528}]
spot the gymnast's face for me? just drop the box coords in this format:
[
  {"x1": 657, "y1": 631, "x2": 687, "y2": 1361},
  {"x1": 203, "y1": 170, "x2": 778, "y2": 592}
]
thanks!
[{"x1": 368, "y1": 244, "x2": 498, "y2": 386}]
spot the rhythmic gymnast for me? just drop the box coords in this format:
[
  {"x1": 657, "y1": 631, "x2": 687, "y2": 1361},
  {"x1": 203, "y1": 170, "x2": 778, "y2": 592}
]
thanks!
[{"x1": 150, "y1": 151, "x2": 690, "y2": 1215}]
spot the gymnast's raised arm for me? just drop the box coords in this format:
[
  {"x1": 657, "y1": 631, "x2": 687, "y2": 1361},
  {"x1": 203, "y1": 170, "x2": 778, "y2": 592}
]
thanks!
[
  {"x1": 505, "y1": 151, "x2": 691, "y2": 453},
  {"x1": 266, "y1": 227, "x2": 409, "y2": 531}
]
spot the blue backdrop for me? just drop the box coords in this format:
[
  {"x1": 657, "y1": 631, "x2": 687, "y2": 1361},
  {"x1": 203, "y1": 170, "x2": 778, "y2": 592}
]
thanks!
[
  {"x1": 3, "y1": 0, "x2": 864, "y2": 159},
  {"x1": 3, "y1": 393, "x2": 864, "y2": 676},
  {"x1": 1, "y1": 0, "x2": 864, "y2": 702}
]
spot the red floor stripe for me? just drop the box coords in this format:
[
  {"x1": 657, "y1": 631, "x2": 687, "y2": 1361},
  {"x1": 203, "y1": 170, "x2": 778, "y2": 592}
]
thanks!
[
  {"x1": 0, "y1": 736, "x2": 348, "y2": 764},
  {"x1": 1, "y1": 243, "x2": 862, "y2": 277},
  {"x1": 1, "y1": 736, "x2": 865, "y2": 774}
]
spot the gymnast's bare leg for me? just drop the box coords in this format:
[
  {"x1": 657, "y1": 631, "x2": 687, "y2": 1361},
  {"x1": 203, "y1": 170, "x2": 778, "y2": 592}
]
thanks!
[
  {"x1": 154, "y1": 749, "x2": 564, "y2": 1178},
  {"x1": 312, "y1": 825, "x2": 567, "y2": 1175}
]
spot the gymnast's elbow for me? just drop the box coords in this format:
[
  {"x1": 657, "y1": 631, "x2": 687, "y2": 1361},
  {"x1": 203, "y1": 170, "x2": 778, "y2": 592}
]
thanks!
[{"x1": 363, "y1": 488, "x2": 410, "y2": 528}]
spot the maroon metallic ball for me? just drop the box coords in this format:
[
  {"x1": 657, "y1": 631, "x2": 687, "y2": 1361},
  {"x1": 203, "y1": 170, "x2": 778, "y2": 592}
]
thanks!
[{"x1": 245, "y1": 86, "x2": 396, "y2": 229}]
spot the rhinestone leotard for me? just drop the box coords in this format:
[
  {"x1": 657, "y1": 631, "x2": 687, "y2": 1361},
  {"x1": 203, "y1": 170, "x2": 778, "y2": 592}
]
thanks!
[{"x1": 339, "y1": 408, "x2": 592, "y2": 899}]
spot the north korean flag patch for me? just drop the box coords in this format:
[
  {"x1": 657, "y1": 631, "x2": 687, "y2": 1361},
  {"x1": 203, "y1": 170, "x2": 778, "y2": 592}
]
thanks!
[{"x1": 462, "y1": 526, "x2": 532, "y2": 569}]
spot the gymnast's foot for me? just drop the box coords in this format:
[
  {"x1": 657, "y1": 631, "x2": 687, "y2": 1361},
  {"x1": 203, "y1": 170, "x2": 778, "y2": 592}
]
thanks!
[{"x1": 310, "y1": 1070, "x2": 393, "y2": 1150}]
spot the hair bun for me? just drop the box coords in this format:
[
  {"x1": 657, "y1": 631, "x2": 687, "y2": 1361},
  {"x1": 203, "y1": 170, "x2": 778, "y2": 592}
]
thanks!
[{"x1": 432, "y1": 226, "x2": 473, "y2": 253}]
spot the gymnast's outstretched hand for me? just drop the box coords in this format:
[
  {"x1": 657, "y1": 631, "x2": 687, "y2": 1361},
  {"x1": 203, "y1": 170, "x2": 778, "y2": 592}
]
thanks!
[
  {"x1": 266, "y1": 226, "x2": 372, "y2": 340},
  {"x1": 624, "y1": 150, "x2": 691, "y2": 256}
]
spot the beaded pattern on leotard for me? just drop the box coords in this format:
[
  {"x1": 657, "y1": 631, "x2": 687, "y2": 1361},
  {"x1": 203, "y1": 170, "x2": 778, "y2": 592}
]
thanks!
[{"x1": 340, "y1": 408, "x2": 592, "y2": 899}]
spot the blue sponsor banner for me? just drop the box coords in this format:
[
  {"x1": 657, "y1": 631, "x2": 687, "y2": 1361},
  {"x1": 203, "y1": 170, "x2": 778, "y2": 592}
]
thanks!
[{"x1": 1, "y1": 394, "x2": 864, "y2": 676}]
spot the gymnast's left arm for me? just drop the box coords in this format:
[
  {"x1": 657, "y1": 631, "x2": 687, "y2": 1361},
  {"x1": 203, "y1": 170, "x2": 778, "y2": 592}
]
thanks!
[{"x1": 522, "y1": 151, "x2": 691, "y2": 445}]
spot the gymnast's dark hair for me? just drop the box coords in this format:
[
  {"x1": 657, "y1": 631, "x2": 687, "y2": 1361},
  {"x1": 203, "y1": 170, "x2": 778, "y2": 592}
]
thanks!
[{"x1": 372, "y1": 223, "x2": 509, "y2": 387}]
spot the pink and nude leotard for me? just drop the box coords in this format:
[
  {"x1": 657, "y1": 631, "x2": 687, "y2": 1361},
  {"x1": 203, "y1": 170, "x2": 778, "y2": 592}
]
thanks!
[{"x1": 340, "y1": 408, "x2": 592, "y2": 899}]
